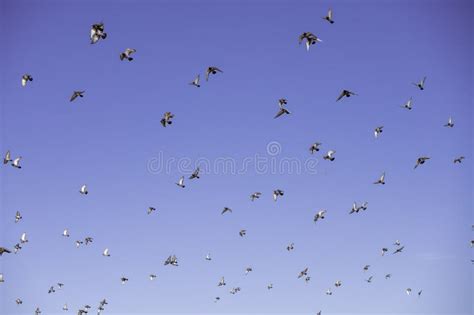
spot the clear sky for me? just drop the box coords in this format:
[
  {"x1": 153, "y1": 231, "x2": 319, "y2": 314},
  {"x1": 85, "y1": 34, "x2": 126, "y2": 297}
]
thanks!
[{"x1": 0, "y1": 0, "x2": 472, "y2": 314}]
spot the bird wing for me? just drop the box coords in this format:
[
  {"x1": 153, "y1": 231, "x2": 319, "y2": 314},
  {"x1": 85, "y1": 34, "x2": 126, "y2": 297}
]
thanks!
[{"x1": 336, "y1": 91, "x2": 345, "y2": 101}]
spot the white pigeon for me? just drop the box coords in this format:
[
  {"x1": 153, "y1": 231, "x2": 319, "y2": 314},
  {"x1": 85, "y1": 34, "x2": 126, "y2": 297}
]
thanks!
[
  {"x1": 11, "y1": 156, "x2": 22, "y2": 169},
  {"x1": 326, "y1": 288, "x2": 332, "y2": 295},
  {"x1": 21, "y1": 74, "x2": 33, "y2": 87},
  {"x1": 62, "y1": 304, "x2": 68, "y2": 311},
  {"x1": 149, "y1": 274, "x2": 157, "y2": 281},
  {"x1": 218, "y1": 277, "x2": 226, "y2": 286},
  {"x1": 323, "y1": 8, "x2": 334, "y2": 23},
  {"x1": 444, "y1": 117, "x2": 454, "y2": 128},
  {"x1": 205, "y1": 253, "x2": 212, "y2": 261},
  {"x1": 323, "y1": 150, "x2": 336, "y2": 161},
  {"x1": 412, "y1": 76, "x2": 426, "y2": 90},
  {"x1": 406, "y1": 288, "x2": 412, "y2": 295},
  {"x1": 189, "y1": 74, "x2": 200, "y2": 87},
  {"x1": 314, "y1": 210, "x2": 326, "y2": 222},
  {"x1": 335, "y1": 280, "x2": 342, "y2": 287},
  {"x1": 373, "y1": 172, "x2": 385, "y2": 185},
  {"x1": 62, "y1": 229, "x2": 70, "y2": 237},
  {"x1": 3, "y1": 150, "x2": 12, "y2": 165},
  {"x1": 79, "y1": 184, "x2": 88, "y2": 195},
  {"x1": 401, "y1": 97, "x2": 413, "y2": 110},
  {"x1": 20, "y1": 232, "x2": 28, "y2": 243},
  {"x1": 176, "y1": 176, "x2": 185, "y2": 188},
  {"x1": 102, "y1": 248, "x2": 110, "y2": 257},
  {"x1": 273, "y1": 189, "x2": 284, "y2": 201},
  {"x1": 0, "y1": 273, "x2": 4, "y2": 283},
  {"x1": 15, "y1": 298, "x2": 23, "y2": 305}
]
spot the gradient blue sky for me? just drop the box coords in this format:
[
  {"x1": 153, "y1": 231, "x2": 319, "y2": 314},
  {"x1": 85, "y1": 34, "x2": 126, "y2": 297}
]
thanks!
[{"x1": 0, "y1": 0, "x2": 472, "y2": 314}]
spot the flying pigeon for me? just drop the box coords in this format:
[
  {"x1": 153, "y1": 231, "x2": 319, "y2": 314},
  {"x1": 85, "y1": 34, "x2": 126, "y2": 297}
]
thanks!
[
  {"x1": 298, "y1": 32, "x2": 322, "y2": 51},
  {"x1": 76, "y1": 240, "x2": 84, "y2": 247},
  {"x1": 84, "y1": 237, "x2": 93, "y2": 245},
  {"x1": 230, "y1": 287, "x2": 241, "y2": 294},
  {"x1": 373, "y1": 172, "x2": 385, "y2": 185},
  {"x1": 214, "y1": 297, "x2": 221, "y2": 303},
  {"x1": 48, "y1": 286, "x2": 55, "y2": 294},
  {"x1": 205, "y1": 66, "x2": 223, "y2": 81},
  {"x1": 3, "y1": 150, "x2": 12, "y2": 164},
  {"x1": 414, "y1": 157, "x2": 430, "y2": 169},
  {"x1": 267, "y1": 283, "x2": 273, "y2": 290},
  {"x1": 401, "y1": 97, "x2": 413, "y2": 110},
  {"x1": 189, "y1": 167, "x2": 200, "y2": 179},
  {"x1": 394, "y1": 240, "x2": 401, "y2": 246},
  {"x1": 62, "y1": 229, "x2": 70, "y2": 237},
  {"x1": 147, "y1": 207, "x2": 156, "y2": 215},
  {"x1": 250, "y1": 192, "x2": 261, "y2": 201},
  {"x1": 176, "y1": 176, "x2": 185, "y2": 188},
  {"x1": 21, "y1": 74, "x2": 33, "y2": 87},
  {"x1": 323, "y1": 150, "x2": 336, "y2": 161},
  {"x1": 90, "y1": 22, "x2": 107, "y2": 44},
  {"x1": 314, "y1": 210, "x2": 326, "y2": 222},
  {"x1": 406, "y1": 288, "x2": 412, "y2": 295},
  {"x1": 0, "y1": 273, "x2": 4, "y2": 283},
  {"x1": 326, "y1": 288, "x2": 332, "y2": 295},
  {"x1": 0, "y1": 247, "x2": 11, "y2": 255},
  {"x1": 393, "y1": 246, "x2": 405, "y2": 254},
  {"x1": 35, "y1": 307, "x2": 41, "y2": 315},
  {"x1": 14, "y1": 243, "x2": 22, "y2": 253},
  {"x1": 120, "y1": 48, "x2": 136, "y2": 61},
  {"x1": 239, "y1": 229, "x2": 247, "y2": 237},
  {"x1": 221, "y1": 207, "x2": 232, "y2": 215},
  {"x1": 273, "y1": 189, "x2": 284, "y2": 201},
  {"x1": 20, "y1": 232, "x2": 28, "y2": 243},
  {"x1": 323, "y1": 8, "x2": 334, "y2": 23},
  {"x1": 309, "y1": 142, "x2": 322, "y2": 154},
  {"x1": 298, "y1": 267, "x2": 308, "y2": 279},
  {"x1": 120, "y1": 277, "x2": 129, "y2": 284},
  {"x1": 164, "y1": 254, "x2": 178, "y2": 266},
  {"x1": 363, "y1": 265, "x2": 370, "y2": 271},
  {"x1": 161, "y1": 112, "x2": 174, "y2": 127},
  {"x1": 15, "y1": 211, "x2": 22, "y2": 223},
  {"x1": 11, "y1": 156, "x2": 22, "y2": 169},
  {"x1": 70, "y1": 91, "x2": 85, "y2": 102},
  {"x1": 305, "y1": 276, "x2": 311, "y2": 283},
  {"x1": 274, "y1": 98, "x2": 291, "y2": 118},
  {"x1": 454, "y1": 156, "x2": 465, "y2": 164},
  {"x1": 79, "y1": 184, "x2": 88, "y2": 195},
  {"x1": 381, "y1": 248, "x2": 388, "y2": 256},
  {"x1": 245, "y1": 267, "x2": 253, "y2": 275},
  {"x1": 102, "y1": 248, "x2": 110, "y2": 257},
  {"x1": 286, "y1": 243, "x2": 294, "y2": 251},
  {"x1": 335, "y1": 280, "x2": 342, "y2": 287},
  {"x1": 374, "y1": 126, "x2": 384, "y2": 138},
  {"x1": 418, "y1": 290, "x2": 423, "y2": 297},
  {"x1": 189, "y1": 74, "x2": 200, "y2": 87},
  {"x1": 149, "y1": 274, "x2": 157, "y2": 280},
  {"x1": 366, "y1": 276, "x2": 373, "y2": 283},
  {"x1": 336, "y1": 90, "x2": 357, "y2": 101},
  {"x1": 412, "y1": 76, "x2": 426, "y2": 90},
  {"x1": 385, "y1": 274, "x2": 392, "y2": 279},
  {"x1": 444, "y1": 117, "x2": 454, "y2": 128},
  {"x1": 62, "y1": 304, "x2": 68, "y2": 311},
  {"x1": 205, "y1": 253, "x2": 212, "y2": 261},
  {"x1": 218, "y1": 277, "x2": 226, "y2": 286},
  {"x1": 15, "y1": 298, "x2": 23, "y2": 305}
]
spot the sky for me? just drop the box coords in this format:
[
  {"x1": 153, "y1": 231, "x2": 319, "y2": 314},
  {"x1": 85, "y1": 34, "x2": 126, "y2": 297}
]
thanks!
[{"x1": 0, "y1": 0, "x2": 472, "y2": 314}]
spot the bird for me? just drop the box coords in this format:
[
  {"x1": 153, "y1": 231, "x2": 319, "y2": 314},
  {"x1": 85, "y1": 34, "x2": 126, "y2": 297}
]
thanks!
[
  {"x1": 13, "y1": 243, "x2": 22, "y2": 254},
  {"x1": 267, "y1": 283, "x2": 273, "y2": 290},
  {"x1": 15, "y1": 211, "x2": 22, "y2": 223},
  {"x1": 0, "y1": 273, "x2": 4, "y2": 283},
  {"x1": 336, "y1": 89, "x2": 357, "y2": 101},
  {"x1": 15, "y1": 298, "x2": 23, "y2": 305},
  {"x1": 120, "y1": 48, "x2": 136, "y2": 61},
  {"x1": 62, "y1": 229, "x2": 70, "y2": 237},
  {"x1": 0, "y1": 247, "x2": 11, "y2": 255},
  {"x1": 335, "y1": 280, "x2": 342, "y2": 287},
  {"x1": 298, "y1": 32, "x2": 322, "y2": 51},
  {"x1": 349, "y1": 202, "x2": 360, "y2": 214},
  {"x1": 218, "y1": 277, "x2": 226, "y2": 286},
  {"x1": 205, "y1": 253, "x2": 212, "y2": 261},
  {"x1": 245, "y1": 267, "x2": 253, "y2": 275},
  {"x1": 149, "y1": 274, "x2": 157, "y2": 280},
  {"x1": 444, "y1": 117, "x2": 454, "y2": 128},
  {"x1": 418, "y1": 290, "x2": 423, "y2": 297},
  {"x1": 453, "y1": 156, "x2": 465, "y2": 163},
  {"x1": 102, "y1": 248, "x2": 110, "y2": 257},
  {"x1": 221, "y1": 207, "x2": 232, "y2": 215},
  {"x1": 48, "y1": 286, "x2": 56, "y2": 294},
  {"x1": 385, "y1": 274, "x2": 392, "y2": 279},
  {"x1": 147, "y1": 207, "x2": 156, "y2": 215},
  {"x1": 414, "y1": 157, "x2": 430, "y2": 169},
  {"x1": 305, "y1": 276, "x2": 311, "y2": 283},
  {"x1": 412, "y1": 76, "x2": 426, "y2": 90},
  {"x1": 229, "y1": 287, "x2": 241, "y2": 294},
  {"x1": 79, "y1": 184, "x2": 88, "y2": 195},
  {"x1": 176, "y1": 176, "x2": 185, "y2": 188},
  {"x1": 189, "y1": 167, "x2": 200, "y2": 179},
  {"x1": 309, "y1": 142, "x2": 322, "y2": 154},
  {"x1": 406, "y1": 288, "x2": 412, "y2": 295},
  {"x1": 90, "y1": 22, "x2": 107, "y2": 44},
  {"x1": 21, "y1": 74, "x2": 33, "y2": 87},
  {"x1": 250, "y1": 192, "x2": 261, "y2": 201},
  {"x1": 164, "y1": 254, "x2": 178, "y2": 266},
  {"x1": 323, "y1": 150, "x2": 336, "y2": 161},
  {"x1": 393, "y1": 246, "x2": 405, "y2": 254},
  {"x1": 75, "y1": 240, "x2": 84, "y2": 248},
  {"x1": 3, "y1": 150, "x2": 12, "y2": 164},
  {"x1": 214, "y1": 297, "x2": 221, "y2": 303},
  {"x1": 401, "y1": 97, "x2": 413, "y2": 110},
  {"x1": 70, "y1": 91, "x2": 85, "y2": 102},
  {"x1": 20, "y1": 232, "x2": 28, "y2": 243},
  {"x1": 381, "y1": 248, "x2": 388, "y2": 256},
  {"x1": 189, "y1": 74, "x2": 200, "y2": 87},
  {"x1": 298, "y1": 267, "x2": 308, "y2": 279},
  {"x1": 326, "y1": 288, "x2": 332, "y2": 295},
  {"x1": 205, "y1": 66, "x2": 223, "y2": 81},
  {"x1": 161, "y1": 112, "x2": 174, "y2": 127},
  {"x1": 394, "y1": 240, "x2": 401, "y2": 246},
  {"x1": 286, "y1": 242, "x2": 294, "y2": 251},
  {"x1": 57, "y1": 283, "x2": 64, "y2": 289},
  {"x1": 274, "y1": 98, "x2": 291, "y2": 118},
  {"x1": 373, "y1": 172, "x2": 385, "y2": 185},
  {"x1": 120, "y1": 277, "x2": 129, "y2": 284},
  {"x1": 62, "y1": 304, "x2": 68, "y2": 311},
  {"x1": 374, "y1": 126, "x2": 384, "y2": 138},
  {"x1": 363, "y1": 265, "x2": 370, "y2": 271},
  {"x1": 84, "y1": 237, "x2": 93, "y2": 245},
  {"x1": 273, "y1": 189, "x2": 284, "y2": 201},
  {"x1": 35, "y1": 307, "x2": 41, "y2": 315},
  {"x1": 239, "y1": 229, "x2": 247, "y2": 237},
  {"x1": 314, "y1": 210, "x2": 326, "y2": 222},
  {"x1": 323, "y1": 8, "x2": 334, "y2": 23},
  {"x1": 11, "y1": 156, "x2": 22, "y2": 169},
  {"x1": 366, "y1": 276, "x2": 373, "y2": 283}
]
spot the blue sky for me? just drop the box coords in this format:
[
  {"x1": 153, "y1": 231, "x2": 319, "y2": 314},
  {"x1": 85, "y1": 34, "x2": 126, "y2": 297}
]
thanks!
[{"x1": 0, "y1": 0, "x2": 472, "y2": 314}]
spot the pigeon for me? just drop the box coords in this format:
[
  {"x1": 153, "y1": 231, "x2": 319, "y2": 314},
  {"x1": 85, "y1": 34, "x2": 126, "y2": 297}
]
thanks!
[
  {"x1": 102, "y1": 248, "x2": 110, "y2": 257},
  {"x1": 286, "y1": 243, "x2": 294, "y2": 251},
  {"x1": 366, "y1": 276, "x2": 373, "y2": 283},
  {"x1": 323, "y1": 150, "x2": 336, "y2": 161},
  {"x1": 70, "y1": 91, "x2": 85, "y2": 102},
  {"x1": 189, "y1": 167, "x2": 200, "y2": 179},
  {"x1": 3, "y1": 150, "x2": 12, "y2": 164},
  {"x1": 444, "y1": 117, "x2": 454, "y2": 128},
  {"x1": 147, "y1": 207, "x2": 156, "y2": 215},
  {"x1": 214, "y1": 297, "x2": 221, "y2": 303},
  {"x1": 11, "y1": 156, "x2": 22, "y2": 169},
  {"x1": 401, "y1": 97, "x2": 413, "y2": 110},
  {"x1": 381, "y1": 248, "x2": 388, "y2": 256},
  {"x1": 274, "y1": 98, "x2": 291, "y2": 118},
  {"x1": 21, "y1": 74, "x2": 33, "y2": 87},
  {"x1": 385, "y1": 274, "x2": 392, "y2": 279},
  {"x1": 267, "y1": 283, "x2": 273, "y2": 290},
  {"x1": 349, "y1": 202, "x2": 360, "y2": 214},
  {"x1": 120, "y1": 277, "x2": 129, "y2": 284},
  {"x1": 0, "y1": 247, "x2": 11, "y2": 255},
  {"x1": 48, "y1": 286, "x2": 56, "y2": 294},
  {"x1": 298, "y1": 32, "x2": 322, "y2": 51},
  {"x1": 453, "y1": 156, "x2": 465, "y2": 164},
  {"x1": 62, "y1": 304, "x2": 68, "y2": 311},
  {"x1": 363, "y1": 265, "x2": 370, "y2": 272},
  {"x1": 393, "y1": 246, "x2": 405, "y2": 254},
  {"x1": 149, "y1": 274, "x2": 157, "y2": 280},
  {"x1": 412, "y1": 76, "x2": 426, "y2": 90},
  {"x1": 221, "y1": 207, "x2": 232, "y2": 215},
  {"x1": 84, "y1": 237, "x2": 93, "y2": 245},
  {"x1": 471, "y1": 240, "x2": 474, "y2": 247},
  {"x1": 120, "y1": 48, "x2": 136, "y2": 61},
  {"x1": 176, "y1": 176, "x2": 185, "y2": 188},
  {"x1": 15, "y1": 298, "x2": 23, "y2": 305},
  {"x1": 164, "y1": 254, "x2": 178, "y2": 266},
  {"x1": 335, "y1": 280, "x2": 342, "y2": 287},
  {"x1": 90, "y1": 22, "x2": 107, "y2": 44},
  {"x1": 15, "y1": 211, "x2": 22, "y2": 223},
  {"x1": 229, "y1": 287, "x2": 241, "y2": 294},
  {"x1": 0, "y1": 273, "x2": 4, "y2": 283},
  {"x1": 394, "y1": 240, "x2": 401, "y2": 246},
  {"x1": 20, "y1": 232, "x2": 28, "y2": 243},
  {"x1": 414, "y1": 157, "x2": 430, "y2": 169},
  {"x1": 374, "y1": 126, "x2": 384, "y2": 138},
  {"x1": 14, "y1": 243, "x2": 22, "y2": 253},
  {"x1": 79, "y1": 185, "x2": 88, "y2": 195},
  {"x1": 406, "y1": 288, "x2": 412, "y2": 295},
  {"x1": 298, "y1": 267, "x2": 308, "y2": 279},
  {"x1": 273, "y1": 189, "x2": 284, "y2": 201},
  {"x1": 205, "y1": 66, "x2": 223, "y2": 81},
  {"x1": 359, "y1": 202, "x2": 369, "y2": 211},
  {"x1": 57, "y1": 283, "x2": 64, "y2": 289},
  {"x1": 245, "y1": 267, "x2": 253, "y2": 275},
  {"x1": 62, "y1": 229, "x2": 70, "y2": 237},
  {"x1": 161, "y1": 112, "x2": 174, "y2": 127},
  {"x1": 189, "y1": 74, "x2": 200, "y2": 87},
  {"x1": 239, "y1": 229, "x2": 247, "y2": 237},
  {"x1": 35, "y1": 307, "x2": 41, "y2": 315},
  {"x1": 323, "y1": 8, "x2": 334, "y2": 23},
  {"x1": 373, "y1": 172, "x2": 385, "y2": 185},
  {"x1": 205, "y1": 253, "x2": 212, "y2": 261},
  {"x1": 305, "y1": 276, "x2": 311, "y2": 283},
  {"x1": 309, "y1": 142, "x2": 322, "y2": 154},
  {"x1": 336, "y1": 90, "x2": 357, "y2": 101},
  {"x1": 218, "y1": 277, "x2": 226, "y2": 286},
  {"x1": 326, "y1": 288, "x2": 332, "y2": 295},
  {"x1": 418, "y1": 290, "x2": 423, "y2": 297},
  {"x1": 76, "y1": 240, "x2": 84, "y2": 248},
  {"x1": 314, "y1": 210, "x2": 326, "y2": 222},
  {"x1": 250, "y1": 192, "x2": 261, "y2": 201},
  {"x1": 317, "y1": 312, "x2": 322, "y2": 315}
]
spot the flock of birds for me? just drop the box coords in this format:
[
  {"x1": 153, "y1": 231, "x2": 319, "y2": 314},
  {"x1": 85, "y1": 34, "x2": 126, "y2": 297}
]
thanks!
[{"x1": 0, "y1": 7, "x2": 472, "y2": 315}]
